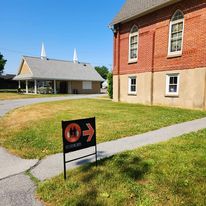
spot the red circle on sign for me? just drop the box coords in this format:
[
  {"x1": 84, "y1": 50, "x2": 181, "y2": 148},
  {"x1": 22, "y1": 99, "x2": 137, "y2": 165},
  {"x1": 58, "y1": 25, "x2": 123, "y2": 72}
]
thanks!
[{"x1": 64, "y1": 123, "x2": 81, "y2": 143}]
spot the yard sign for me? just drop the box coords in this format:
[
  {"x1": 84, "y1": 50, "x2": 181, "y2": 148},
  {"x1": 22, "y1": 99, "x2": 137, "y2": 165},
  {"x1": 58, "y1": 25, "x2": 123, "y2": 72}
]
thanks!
[{"x1": 62, "y1": 117, "x2": 97, "y2": 180}]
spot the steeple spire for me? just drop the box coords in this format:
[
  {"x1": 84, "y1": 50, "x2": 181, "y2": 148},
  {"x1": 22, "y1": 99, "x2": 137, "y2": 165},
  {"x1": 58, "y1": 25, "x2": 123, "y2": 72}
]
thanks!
[
  {"x1": 41, "y1": 42, "x2": 47, "y2": 60},
  {"x1": 73, "y1": 48, "x2": 78, "y2": 63}
]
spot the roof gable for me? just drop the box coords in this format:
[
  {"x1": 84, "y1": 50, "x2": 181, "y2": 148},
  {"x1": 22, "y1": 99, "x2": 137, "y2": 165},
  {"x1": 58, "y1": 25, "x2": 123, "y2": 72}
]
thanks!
[{"x1": 18, "y1": 60, "x2": 32, "y2": 75}]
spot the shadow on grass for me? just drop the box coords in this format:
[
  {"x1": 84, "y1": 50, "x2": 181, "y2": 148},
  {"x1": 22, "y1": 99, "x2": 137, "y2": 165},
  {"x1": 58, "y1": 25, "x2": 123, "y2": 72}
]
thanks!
[{"x1": 70, "y1": 152, "x2": 152, "y2": 206}]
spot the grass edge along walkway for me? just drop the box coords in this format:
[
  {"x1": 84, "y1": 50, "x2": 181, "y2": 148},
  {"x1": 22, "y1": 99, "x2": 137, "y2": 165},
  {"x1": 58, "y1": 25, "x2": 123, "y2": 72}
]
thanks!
[
  {"x1": 31, "y1": 116, "x2": 206, "y2": 181},
  {"x1": 36, "y1": 128, "x2": 206, "y2": 206}
]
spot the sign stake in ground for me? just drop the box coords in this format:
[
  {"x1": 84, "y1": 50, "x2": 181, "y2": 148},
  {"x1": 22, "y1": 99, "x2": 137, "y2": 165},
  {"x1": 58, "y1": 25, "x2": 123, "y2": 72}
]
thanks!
[{"x1": 62, "y1": 117, "x2": 97, "y2": 180}]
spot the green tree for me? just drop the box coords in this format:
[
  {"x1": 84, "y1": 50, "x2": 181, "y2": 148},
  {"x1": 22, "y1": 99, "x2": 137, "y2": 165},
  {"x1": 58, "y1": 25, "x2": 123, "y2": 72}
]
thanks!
[
  {"x1": 0, "y1": 53, "x2": 7, "y2": 75},
  {"x1": 107, "y1": 72, "x2": 113, "y2": 99},
  {"x1": 95, "y1": 66, "x2": 109, "y2": 80}
]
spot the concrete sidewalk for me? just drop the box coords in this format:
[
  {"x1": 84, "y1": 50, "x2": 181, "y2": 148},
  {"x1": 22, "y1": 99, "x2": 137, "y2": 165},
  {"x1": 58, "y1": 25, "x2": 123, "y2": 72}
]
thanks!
[
  {"x1": 31, "y1": 117, "x2": 206, "y2": 181},
  {"x1": 0, "y1": 148, "x2": 38, "y2": 180},
  {"x1": 0, "y1": 174, "x2": 42, "y2": 206}
]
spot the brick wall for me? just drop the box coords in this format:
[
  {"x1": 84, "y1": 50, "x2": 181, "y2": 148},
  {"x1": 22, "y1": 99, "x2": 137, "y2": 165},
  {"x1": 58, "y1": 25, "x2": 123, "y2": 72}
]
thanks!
[
  {"x1": 71, "y1": 81, "x2": 101, "y2": 94},
  {"x1": 113, "y1": 0, "x2": 206, "y2": 75}
]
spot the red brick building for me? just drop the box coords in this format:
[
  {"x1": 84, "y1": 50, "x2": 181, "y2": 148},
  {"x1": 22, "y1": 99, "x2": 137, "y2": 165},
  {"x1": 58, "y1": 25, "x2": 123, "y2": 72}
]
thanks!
[{"x1": 111, "y1": 0, "x2": 206, "y2": 109}]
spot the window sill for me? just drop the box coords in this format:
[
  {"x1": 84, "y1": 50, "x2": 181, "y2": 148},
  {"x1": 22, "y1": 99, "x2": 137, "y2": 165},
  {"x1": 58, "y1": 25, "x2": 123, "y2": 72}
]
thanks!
[
  {"x1": 128, "y1": 59, "x2": 137, "y2": 64},
  {"x1": 128, "y1": 93, "x2": 137, "y2": 96},
  {"x1": 165, "y1": 94, "x2": 179, "y2": 98},
  {"x1": 167, "y1": 52, "x2": 182, "y2": 59}
]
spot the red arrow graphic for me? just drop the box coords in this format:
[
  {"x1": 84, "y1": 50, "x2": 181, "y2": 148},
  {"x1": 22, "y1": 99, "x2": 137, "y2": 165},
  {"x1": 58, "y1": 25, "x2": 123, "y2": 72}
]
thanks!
[{"x1": 83, "y1": 123, "x2": 94, "y2": 142}]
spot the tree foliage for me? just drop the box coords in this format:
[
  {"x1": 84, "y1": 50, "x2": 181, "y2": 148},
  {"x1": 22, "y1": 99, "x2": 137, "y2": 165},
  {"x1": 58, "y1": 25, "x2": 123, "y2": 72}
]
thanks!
[
  {"x1": 95, "y1": 66, "x2": 109, "y2": 80},
  {"x1": 0, "y1": 53, "x2": 7, "y2": 75},
  {"x1": 107, "y1": 72, "x2": 113, "y2": 99}
]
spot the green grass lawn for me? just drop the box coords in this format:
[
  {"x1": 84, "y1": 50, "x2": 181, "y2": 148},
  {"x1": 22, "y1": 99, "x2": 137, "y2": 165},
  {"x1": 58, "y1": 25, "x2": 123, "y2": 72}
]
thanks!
[
  {"x1": 0, "y1": 99, "x2": 205, "y2": 159},
  {"x1": 0, "y1": 92, "x2": 68, "y2": 100},
  {"x1": 36, "y1": 129, "x2": 206, "y2": 206}
]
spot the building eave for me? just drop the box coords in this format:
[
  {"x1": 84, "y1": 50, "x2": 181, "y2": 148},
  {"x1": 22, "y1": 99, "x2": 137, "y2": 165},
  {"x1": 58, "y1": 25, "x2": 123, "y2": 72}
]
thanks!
[
  {"x1": 110, "y1": 0, "x2": 181, "y2": 27},
  {"x1": 13, "y1": 76, "x2": 104, "y2": 82}
]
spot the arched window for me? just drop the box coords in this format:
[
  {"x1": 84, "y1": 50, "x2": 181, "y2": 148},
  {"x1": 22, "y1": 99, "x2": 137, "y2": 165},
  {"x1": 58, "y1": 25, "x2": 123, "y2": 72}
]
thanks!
[
  {"x1": 168, "y1": 10, "x2": 184, "y2": 56},
  {"x1": 129, "y1": 25, "x2": 139, "y2": 63}
]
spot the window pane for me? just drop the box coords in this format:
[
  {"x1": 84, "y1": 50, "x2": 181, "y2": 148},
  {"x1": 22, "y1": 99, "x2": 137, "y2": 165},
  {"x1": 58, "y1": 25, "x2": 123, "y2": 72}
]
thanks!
[
  {"x1": 132, "y1": 79, "x2": 136, "y2": 85},
  {"x1": 177, "y1": 31, "x2": 183, "y2": 38},
  {"x1": 172, "y1": 11, "x2": 184, "y2": 21},
  {"x1": 171, "y1": 40, "x2": 177, "y2": 52},
  {"x1": 178, "y1": 23, "x2": 183, "y2": 31},
  {"x1": 130, "y1": 49, "x2": 137, "y2": 59},
  {"x1": 169, "y1": 85, "x2": 177, "y2": 93},
  {"x1": 173, "y1": 77, "x2": 178, "y2": 84},
  {"x1": 172, "y1": 23, "x2": 183, "y2": 33},
  {"x1": 171, "y1": 33, "x2": 178, "y2": 40},
  {"x1": 133, "y1": 36, "x2": 137, "y2": 42},
  {"x1": 172, "y1": 24, "x2": 178, "y2": 33},
  {"x1": 131, "y1": 36, "x2": 137, "y2": 44},
  {"x1": 177, "y1": 39, "x2": 182, "y2": 51},
  {"x1": 83, "y1": 81, "x2": 92, "y2": 90},
  {"x1": 131, "y1": 26, "x2": 138, "y2": 33},
  {"x1": 131, "y1": 43, "x2": 137, "y2": 49},
  {"x1": 131, "y1": 86, "x2": 136, "y2": 92},
  {"x1": 170, "y1": 77, "x2": 174, "y2": 84}
]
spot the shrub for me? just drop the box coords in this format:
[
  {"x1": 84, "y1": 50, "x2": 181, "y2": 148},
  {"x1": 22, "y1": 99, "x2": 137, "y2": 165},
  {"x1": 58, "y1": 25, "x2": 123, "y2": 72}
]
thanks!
[{"x1": 107, "y1": 72, "x2": 113, "y2": 99}]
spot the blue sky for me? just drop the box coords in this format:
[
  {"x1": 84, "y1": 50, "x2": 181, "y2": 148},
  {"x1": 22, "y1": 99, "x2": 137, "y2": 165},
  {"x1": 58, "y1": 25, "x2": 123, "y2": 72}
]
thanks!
[{"x1": 0, "y1": 0, "x2": 125, "y2": 74}]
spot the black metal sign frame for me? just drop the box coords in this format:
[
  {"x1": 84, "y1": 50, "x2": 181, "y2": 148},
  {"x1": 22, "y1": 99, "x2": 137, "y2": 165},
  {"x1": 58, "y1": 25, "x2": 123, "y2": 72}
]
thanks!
[{"x1": 62, "y1": 117, "x2": 97, "y2": 180}]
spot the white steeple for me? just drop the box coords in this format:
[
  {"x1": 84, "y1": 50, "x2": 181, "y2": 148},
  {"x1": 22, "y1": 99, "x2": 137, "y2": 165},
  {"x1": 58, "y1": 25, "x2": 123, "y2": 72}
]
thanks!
[
  {"x1": 41, "y1": 42, "x2": 47, "y2": 60},
  {"x1": 73, "y1": 48, "x2": 78, "y2": 63}
]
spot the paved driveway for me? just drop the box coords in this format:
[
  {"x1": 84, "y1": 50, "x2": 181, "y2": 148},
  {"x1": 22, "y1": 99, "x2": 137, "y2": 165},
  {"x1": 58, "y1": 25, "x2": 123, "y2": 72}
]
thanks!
[{"x1": 0, "y1": 94, "x2": 103, "y2": 117}]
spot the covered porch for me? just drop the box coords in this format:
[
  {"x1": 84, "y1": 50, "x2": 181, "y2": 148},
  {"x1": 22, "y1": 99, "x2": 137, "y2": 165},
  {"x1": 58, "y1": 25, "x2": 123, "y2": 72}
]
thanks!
[{"x1": 17, "y1": 79, "x2": 72, "y2": 94}]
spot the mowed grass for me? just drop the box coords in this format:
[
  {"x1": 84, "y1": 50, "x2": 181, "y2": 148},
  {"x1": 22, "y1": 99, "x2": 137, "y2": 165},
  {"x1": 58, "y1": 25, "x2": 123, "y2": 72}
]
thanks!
[
  {"x1": 0, "y1": 98, "x2": 206, "y2": 159},
  {"x1": 0, "y1": 92, "x2": 67, "y2": 100},
  {"x1": 36, "y1": 129, "x2": 206, "y2": 206}
]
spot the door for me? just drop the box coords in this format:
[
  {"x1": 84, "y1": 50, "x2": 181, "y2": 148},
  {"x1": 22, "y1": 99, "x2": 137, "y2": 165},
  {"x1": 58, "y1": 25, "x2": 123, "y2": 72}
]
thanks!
[{"x1": 60, "y1": 81, "x2": 67, "y2": 93}]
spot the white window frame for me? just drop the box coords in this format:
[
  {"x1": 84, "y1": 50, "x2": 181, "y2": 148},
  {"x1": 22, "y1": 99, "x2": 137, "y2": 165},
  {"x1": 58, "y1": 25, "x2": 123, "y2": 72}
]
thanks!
[
  {"x1": 166, "y1": 74, "x2": 180, "y2": 96},
  {"x1": 82, "y1": 81, "x2": 92, "y2": 90},
  {"x1": 128, "y1": 25, "x2": 139, "y2": 63},
  {"x1": 128, "y1": 76, "x2": 137, "y2": 95},
  {"x1": 168, "y1": 10, "x2": 184, "y2": 57}
]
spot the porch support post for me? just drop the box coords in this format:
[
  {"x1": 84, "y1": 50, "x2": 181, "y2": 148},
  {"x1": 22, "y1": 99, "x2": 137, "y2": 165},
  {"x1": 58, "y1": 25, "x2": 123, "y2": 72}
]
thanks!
[
  {"x1": 18, "y1": 81, "x2": 21, "y2": 89},
  {"x1": 54, "y1": 80, "x2": 57, "y2": 94},
  {"x1": 26, "y1": 80, "x2": 28, "y2": 94},
  {"x1": 34, "y1": 80, "x2": 37, "y2": 94}
]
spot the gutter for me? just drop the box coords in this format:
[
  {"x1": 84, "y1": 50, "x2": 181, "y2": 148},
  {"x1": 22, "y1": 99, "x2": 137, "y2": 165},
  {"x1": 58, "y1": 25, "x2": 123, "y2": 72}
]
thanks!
[
  {"x1": 116, "y1": 24, "x2": 121, "y2": 102},
  {"x1": 13, "y1": 77, "x2": 104, "y2": 82}
]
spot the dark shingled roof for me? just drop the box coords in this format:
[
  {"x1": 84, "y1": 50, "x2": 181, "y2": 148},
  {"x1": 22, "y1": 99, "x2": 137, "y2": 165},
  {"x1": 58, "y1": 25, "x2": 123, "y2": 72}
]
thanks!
[{"x1": 111, "y1": 0, "x2": 180, "y2": 26}]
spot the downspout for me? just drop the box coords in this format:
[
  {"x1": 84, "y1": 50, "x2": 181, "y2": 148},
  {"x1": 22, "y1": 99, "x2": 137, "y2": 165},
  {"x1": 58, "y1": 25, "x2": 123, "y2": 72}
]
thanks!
[
  {"x1": 110, "y1": 23, "x2": 120, "y2": 102},
  {"x1": 151, "y1": 30, "x2": 156, "y2": 105},
  {"x1": 116, "y1": 24, "x2": 121, "y2": 102}
]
